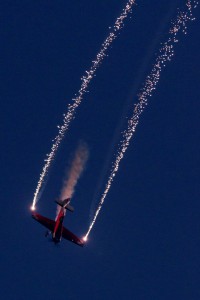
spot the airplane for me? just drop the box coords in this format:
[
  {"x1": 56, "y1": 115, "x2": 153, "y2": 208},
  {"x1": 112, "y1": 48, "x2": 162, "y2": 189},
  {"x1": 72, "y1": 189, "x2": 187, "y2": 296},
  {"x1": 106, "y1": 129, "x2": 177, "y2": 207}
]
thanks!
[{"x1": 32, "y1": 198, "x2": 84, "y2": 247}]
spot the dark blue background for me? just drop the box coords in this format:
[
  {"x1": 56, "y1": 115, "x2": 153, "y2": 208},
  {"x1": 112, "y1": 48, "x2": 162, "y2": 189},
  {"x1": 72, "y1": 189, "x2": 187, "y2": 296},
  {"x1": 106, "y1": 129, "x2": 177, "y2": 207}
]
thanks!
[{"x1": 1, "y1": 1, "x2": 200, "y2": 299}]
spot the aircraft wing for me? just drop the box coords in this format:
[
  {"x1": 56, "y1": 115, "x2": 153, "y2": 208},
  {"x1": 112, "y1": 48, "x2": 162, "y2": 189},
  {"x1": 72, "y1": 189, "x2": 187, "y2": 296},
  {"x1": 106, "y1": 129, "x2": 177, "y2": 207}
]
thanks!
[
  {"x1": 62, "y1": 226, "x2": 84, "y2": 247},
  {"x1": 32, "y1": 212, "x2": 55, "y2": 232}
]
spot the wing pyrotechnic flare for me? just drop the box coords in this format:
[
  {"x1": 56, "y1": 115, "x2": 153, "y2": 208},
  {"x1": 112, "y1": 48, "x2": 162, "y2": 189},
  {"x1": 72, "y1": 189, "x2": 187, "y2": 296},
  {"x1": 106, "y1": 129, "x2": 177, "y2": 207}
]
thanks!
[
  {"x1": 32, "y1": 0, "x2": 136, "y2": 209},
  {"x1": 82, "y1": 236, "x2": 88, "y2": 242},
  {"x1": 85, "y1": 0, "x2": 199, "y2": 239}
]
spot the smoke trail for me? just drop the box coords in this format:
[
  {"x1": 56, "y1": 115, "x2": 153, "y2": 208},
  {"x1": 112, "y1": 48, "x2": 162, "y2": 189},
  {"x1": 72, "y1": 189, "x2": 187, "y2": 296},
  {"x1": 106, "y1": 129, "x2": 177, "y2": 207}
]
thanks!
[
  {"x1": 60, "y1": 142, "x2": 89, "y2": 200},
  {"x1": 56, "y1": 142, "x2": 89, "y2": 217},
  {"x1": 84, "y1": 0, "x2": 199, "y2": 239},
  {"x1": 31, "y1": 0, "x2": 136, "y2": 210}
]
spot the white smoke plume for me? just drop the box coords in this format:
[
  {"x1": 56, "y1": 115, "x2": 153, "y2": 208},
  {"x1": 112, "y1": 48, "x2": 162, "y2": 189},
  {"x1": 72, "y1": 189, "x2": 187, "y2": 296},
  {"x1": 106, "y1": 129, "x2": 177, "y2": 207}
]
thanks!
[{"x1": 60, "y1": 142, "x2": 89, "y2": 200}]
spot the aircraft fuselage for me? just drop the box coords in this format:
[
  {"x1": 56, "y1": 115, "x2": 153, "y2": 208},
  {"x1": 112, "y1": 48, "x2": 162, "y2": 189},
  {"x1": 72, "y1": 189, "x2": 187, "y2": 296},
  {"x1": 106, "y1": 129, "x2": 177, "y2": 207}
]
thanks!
[
  {"x1": 32, "y1": 199, "x2": 84, "y2": 247},
  {"x1": 52, "y1": 208, "x2": 65, "y2": 243}
]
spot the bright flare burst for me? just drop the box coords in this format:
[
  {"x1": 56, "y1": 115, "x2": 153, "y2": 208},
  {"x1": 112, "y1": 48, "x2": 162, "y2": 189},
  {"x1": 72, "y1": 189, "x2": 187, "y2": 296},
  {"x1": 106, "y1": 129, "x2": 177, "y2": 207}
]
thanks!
[
  {"x1": 85, "y1": 0, "x2": 199, "y2": 239},
  {"x1": 82, "y1": 236, "x2": 88, "y2": 242},
  {"x1": 32, "y1": 0, "x2": 136, "y2": 209}
]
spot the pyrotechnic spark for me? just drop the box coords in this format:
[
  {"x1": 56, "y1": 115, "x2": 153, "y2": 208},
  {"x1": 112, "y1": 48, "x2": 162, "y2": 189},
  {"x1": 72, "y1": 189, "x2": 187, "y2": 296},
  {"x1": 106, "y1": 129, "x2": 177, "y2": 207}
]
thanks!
[
  {"x1": 82, "y1": 236, "x2": 88, "y2": 242},
  {"x1": 85, "y1": 0, "x2": 199, "y2": 239},
  {"x1": 32, "y1": 0, "x2": 136, "y2": 209}
]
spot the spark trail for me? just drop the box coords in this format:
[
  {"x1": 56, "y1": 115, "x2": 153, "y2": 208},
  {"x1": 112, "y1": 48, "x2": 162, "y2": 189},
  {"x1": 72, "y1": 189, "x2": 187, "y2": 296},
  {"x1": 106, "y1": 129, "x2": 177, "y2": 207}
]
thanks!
[
  {"x1": 85, "y1": 0, "x2": 199, "y2": 239},
  {"x1": 31, "y1": 0, "x2": 136, "y2": 210}
]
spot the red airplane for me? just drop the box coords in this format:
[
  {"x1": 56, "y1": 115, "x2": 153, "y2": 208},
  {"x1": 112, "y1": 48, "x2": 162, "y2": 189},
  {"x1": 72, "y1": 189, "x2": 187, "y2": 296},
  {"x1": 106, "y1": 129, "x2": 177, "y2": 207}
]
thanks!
[{"x1": 32, "y1": 198, "x2": 84, "y2": 247}]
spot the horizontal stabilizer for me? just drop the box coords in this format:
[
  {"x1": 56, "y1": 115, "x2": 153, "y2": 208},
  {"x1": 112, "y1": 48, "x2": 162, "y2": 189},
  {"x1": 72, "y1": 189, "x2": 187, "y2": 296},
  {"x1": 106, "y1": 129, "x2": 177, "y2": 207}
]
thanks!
[{"x1": 55, "y1": 199, "x2": 74, "y2": 212}]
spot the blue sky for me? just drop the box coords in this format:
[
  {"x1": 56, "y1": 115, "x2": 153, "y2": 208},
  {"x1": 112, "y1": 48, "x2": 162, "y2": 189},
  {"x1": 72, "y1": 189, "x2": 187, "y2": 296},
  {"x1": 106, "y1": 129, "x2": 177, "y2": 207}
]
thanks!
[{"x1": 1, "y1": 1, "x2": 200, "y2": 299}]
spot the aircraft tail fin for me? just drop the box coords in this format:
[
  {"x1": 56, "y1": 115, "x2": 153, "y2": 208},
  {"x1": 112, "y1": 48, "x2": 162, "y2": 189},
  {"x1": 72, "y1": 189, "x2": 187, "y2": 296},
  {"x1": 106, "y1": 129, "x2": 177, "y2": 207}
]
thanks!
[{"x1": 55, "y1": 199, "x2": 74, "y2": 212}]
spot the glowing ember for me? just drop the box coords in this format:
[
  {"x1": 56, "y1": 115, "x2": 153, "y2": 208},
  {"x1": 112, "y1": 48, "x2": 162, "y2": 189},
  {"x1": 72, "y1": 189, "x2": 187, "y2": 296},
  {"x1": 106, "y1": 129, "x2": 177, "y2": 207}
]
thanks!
[
  {"x1": 83, "y1": 236, "x2": 88, "y2": 242},
  {"x1": 30, "y1": 205, "x2": 36, "y2": 211}
]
